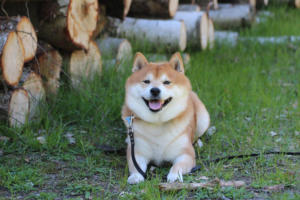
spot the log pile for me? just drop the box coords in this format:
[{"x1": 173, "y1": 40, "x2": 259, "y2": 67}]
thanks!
[
  {"x1": 0, "y1": 0, "x2": 102, "y2": 127},
  {"x1": 2, "y1": 0, "x2": 298, "y2": 129}
]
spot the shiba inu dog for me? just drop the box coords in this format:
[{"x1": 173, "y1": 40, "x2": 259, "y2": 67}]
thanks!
[{"x1": 122, "y1": 52, "x2": 210, "y2": 184}]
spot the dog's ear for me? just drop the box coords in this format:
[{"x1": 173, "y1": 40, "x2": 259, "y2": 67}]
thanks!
[
  {"x1": 169, "y1": 52, "x2": 184, "y2": 73},
  {"x1": 132, "y1": 52, "x2": 148, "y2": 73}
]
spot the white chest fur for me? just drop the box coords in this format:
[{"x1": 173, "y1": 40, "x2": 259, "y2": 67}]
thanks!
[{"x1": 131, "y1": 111, "x2": 193, "y2": 164}]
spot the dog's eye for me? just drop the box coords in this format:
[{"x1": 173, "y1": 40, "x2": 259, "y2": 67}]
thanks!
[
  {"x1": 143, "y1": 80, "x2": 150, "y2": 84},
  {"x1": 163, "y1": 80, "x2": 171, "y2": 85}
]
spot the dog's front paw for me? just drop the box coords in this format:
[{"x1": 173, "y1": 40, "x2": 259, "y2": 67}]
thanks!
[
  {"x1": 167, "y1": 169, "x2": 183, "y2": 183},
  {"x1": 127, "y1": 173, "x2": 144, "y2": 184}
]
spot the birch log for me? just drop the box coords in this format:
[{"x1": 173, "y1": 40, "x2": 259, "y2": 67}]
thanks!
[
  {"x1": 214, "y1": 31, "x2": 239, "y2": 46},
  {"x1": 96, "y1": 37, "x2": 132, "y2": 62},
  {"x1": 218, "y1": 0, "x2": 256, "y2": 8},
  {"x1": 98, "y1": 0, "x2": 132, "y2": 19},
  {"x1": 178, "y1": 4, "x2": 201, "y2": 11},
  {"x1": 106, "y1": 17, "x2": 187, "y2": 52},
  {"x1": 174, "y1": 11, "x2": 208, "y2": 49},
  {"x1": 209, "y1": 4, "x2": 255, "y2": 29},
  {"x1": 38, "y1": 0, "x2": 98, "y2": 51},
  {"x1": 239, "y1": 36, "x2": 300, "y2": 44},
  {"x1": 199, "y1": 0, "x2": 219, "y2": 10},
  {"x1": 128, "y1": 0, "x2": 179, "y2": 18}
]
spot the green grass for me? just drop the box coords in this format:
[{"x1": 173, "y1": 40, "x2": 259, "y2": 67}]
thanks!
[{"x1": 1, "y1": 6, "x2": 300, "y2": 200}]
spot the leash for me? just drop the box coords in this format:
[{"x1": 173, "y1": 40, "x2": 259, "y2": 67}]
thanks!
[
  {"x1": 125, "y1": 115, "x2": 147, "y2": 179},
  {"x1": 100, "y1": 117, "x2": 300, "y2": 177},
  {"x1": 190, "y1": 151, "x2": 300, "y2": 173}
]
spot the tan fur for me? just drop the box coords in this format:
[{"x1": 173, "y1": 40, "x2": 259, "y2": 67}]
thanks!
[{"x1": 122, "y1": 52, "x2": 210, "y2": 184}]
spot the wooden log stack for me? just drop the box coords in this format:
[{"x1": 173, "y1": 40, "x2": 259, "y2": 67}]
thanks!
[{"x1": 0, "y1": 0, "x2": 103, "y2": 127}]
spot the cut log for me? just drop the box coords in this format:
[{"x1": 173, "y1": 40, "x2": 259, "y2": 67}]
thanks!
[
  {"x1": 178, "y1": 4, "x2": 201, "y2": 11},
  {"x1": 174, "y1": 11, "x2": 208, "y2": 49},
  {"x1": 0, "y1": 16, "x2": 37, "y2": 63},
  {"x1": 128, "y1": 0, "x2": 179, "y2": 18},
  {"x1": 199, "y1": 0, "x2": 219, "y2": 10},
  {"x1": 214, "y1": 31, "x2": 239, "y2": 46},
  {"x1": 15, "y1": 16, "x2": 37, "y2": 62},
  {"x1": 239, "y1": 36, "x2": 300, "y2": 44},
  {"x1": 21, "y1": 71, "x2": 45, "y2": 120},
  {"x1": 98, "y1": 0, "x2": 132, "y2": 19},
  {"x1": 68, "y1": 41, "x2": 102, "y2": 88},
  {"x1": 106, "y1": 17, "x2": 187, "y2": 52},
  {"x1": 33, "y1": 43, "x2": 62, "y2": 96},
  {"x1": 209, "y1": 4, "x2": 255, "y2": 29},
  {"x1": 0, "y1": 30, "x2": 24, "y2": 86},
  {"x1": 96, "y1": 37, "x2": 132, "y2": 62},
  {"x1": 218, "y1": 0, "x2": 256, "y2": 8},
  {"x1": 92, "y1": 4, "x2": 107, "y2": 39},
  {"x1": 38, "y1": 0, "x2": 98, "y2": 51},
  {"x1": 3, "y1": 89, "x2": 29, "y2": 127},
  {"x1": 207, "y1": 18, "x2": 215, "y2": 49}
]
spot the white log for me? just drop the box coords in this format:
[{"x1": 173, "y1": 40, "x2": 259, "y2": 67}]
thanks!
[
  {"x1": 174, "y1": 11, "x2": 208, "y2": 49},
  {"x1": 214, "y1": 31, "x2": 239, "y2": 46},
  {"x1": 209, "y1": 4, "x2": 255, "y2": 29},
  {"x1": 107, "y1": 17, "x2": 187, "y2": 51},
  {"x1": 96, "y1": 37, "x2": 132, "y2": 62},
  {"x1": 178, "y1": 4, "x2": 201, "y2": 11},
  {"x1": 239, "y1": 36, "x2": 300, "y2": 44}
]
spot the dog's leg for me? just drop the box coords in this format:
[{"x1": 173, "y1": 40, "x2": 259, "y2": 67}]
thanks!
[
  {"x1": 167, "y1": 154, "x2": 195, "y2": 183},
  {"x1": 127, "y1": 145, "x2": 149, "y2": 184}
]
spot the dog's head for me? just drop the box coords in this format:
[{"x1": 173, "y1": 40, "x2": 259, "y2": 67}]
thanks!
[{"x1": 125, "y1": 52, "x2": 191, "y2": 123}]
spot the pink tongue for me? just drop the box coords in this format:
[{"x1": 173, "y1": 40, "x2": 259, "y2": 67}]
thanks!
[{"x1": 149, "y1": 101, "x2": 162, "y2": 110}]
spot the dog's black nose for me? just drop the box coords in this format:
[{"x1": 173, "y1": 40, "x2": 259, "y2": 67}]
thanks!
[{"x1": 150, "y1": 87, "x2": 160, "y2": 97}]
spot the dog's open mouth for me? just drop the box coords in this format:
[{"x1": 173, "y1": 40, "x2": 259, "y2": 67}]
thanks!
[{"x1": 142, "y1": 97, "x2": 172, "y2": 112}]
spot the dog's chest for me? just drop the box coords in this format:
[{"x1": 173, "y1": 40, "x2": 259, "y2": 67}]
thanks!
[{"x1": 133, "y1": 115, "x2": 193, "y2": 163}]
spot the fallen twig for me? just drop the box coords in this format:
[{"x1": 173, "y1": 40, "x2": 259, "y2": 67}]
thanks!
[{"x1": 159, "y1": 178, "x2": 246, "y2": 191}]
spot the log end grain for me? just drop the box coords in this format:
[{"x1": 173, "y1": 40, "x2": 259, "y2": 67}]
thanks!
[
  {"x1": 70, "y1": 40, "x2": 102, "y2": 88},
  {"x1": 1, "y1": 31, "x2": 24, "y2": 86},
  {"x1": 8, "y1": 89, "x2": 29, "y2": 127},
  {"x1": 67, "y1": 0, "x2": 99, "y2": 50},
  {"x1": 16, "y1": 16, "x2": 37, "y2": 62}
]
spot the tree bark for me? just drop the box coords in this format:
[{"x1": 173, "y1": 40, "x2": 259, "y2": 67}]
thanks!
[
  {"x1": 105, "y1": 17, "x2": 187, "y2": 52},
  {"x1": 38, "y1": 0, "x2": 98, "y2": 51},
  {"x1": 174, "y1": 11, "x2": 208, "y2": 49},
  {"x1": 209, "y1": 4, "x2": 255, "y2": 29},
  {"x1": 98, "y1": 0, "x2": 132, "y2": 19},
  {"x1": 128, "y1": 0, "x2": 179, "y2": 18}
]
